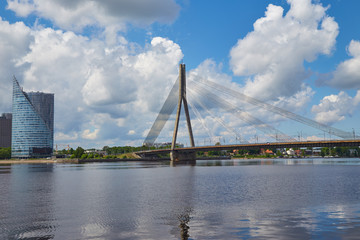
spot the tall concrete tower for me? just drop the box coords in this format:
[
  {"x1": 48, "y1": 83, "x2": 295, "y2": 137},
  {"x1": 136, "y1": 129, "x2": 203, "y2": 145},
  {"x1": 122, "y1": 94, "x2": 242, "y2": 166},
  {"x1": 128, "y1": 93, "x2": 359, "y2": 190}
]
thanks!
[{"x1": 170, "y1": 64, "x2": 196, "y2": 163}]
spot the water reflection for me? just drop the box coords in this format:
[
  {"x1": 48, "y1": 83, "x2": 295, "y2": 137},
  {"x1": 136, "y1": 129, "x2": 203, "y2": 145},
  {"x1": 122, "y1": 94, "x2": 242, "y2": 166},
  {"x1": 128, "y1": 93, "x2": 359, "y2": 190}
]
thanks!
[
  {"x1": 57, "y1": 161, "x2": 170, "y2": 171},
  {"x1": 1, "y1": 161, "x2": 360, "y2": 239},
  {"x1": 0, "y1": 164, "x2": 11, "y2": 174},
  {"x1": 0, "y1": 164, "x2": 56, "y2": 239},
  {"x1": 226, "y1": 204, "x2": 360, "y2": 239},
  {"x1": 170, "y1": 160, "x2": 196, "y2": 167},
  {"x1": 164, "y1": 167, "x2": 196, "y2": 239},
  {"x1": 196, "y1": 158, "x2": 360, "y2": 166},
  {"x1": 178, "y1": 209, "x2": 192, "y2": 240},
  {"x1": 187, "y1": 163, "x2": 360, "y2": 239}
]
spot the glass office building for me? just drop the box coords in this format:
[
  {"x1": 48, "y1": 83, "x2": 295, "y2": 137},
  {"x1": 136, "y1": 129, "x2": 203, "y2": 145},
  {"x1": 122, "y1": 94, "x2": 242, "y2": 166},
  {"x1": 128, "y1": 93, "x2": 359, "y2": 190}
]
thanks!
[{"x1": 11, "y1": 77, "x2": 54, "y2": 158}]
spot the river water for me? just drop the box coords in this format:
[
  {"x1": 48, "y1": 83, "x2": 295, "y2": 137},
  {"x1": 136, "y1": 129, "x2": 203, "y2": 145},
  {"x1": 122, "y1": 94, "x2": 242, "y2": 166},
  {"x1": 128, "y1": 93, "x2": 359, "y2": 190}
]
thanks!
[{"x1": 1, "y1": 158, "x2": 360, "y2": 239}]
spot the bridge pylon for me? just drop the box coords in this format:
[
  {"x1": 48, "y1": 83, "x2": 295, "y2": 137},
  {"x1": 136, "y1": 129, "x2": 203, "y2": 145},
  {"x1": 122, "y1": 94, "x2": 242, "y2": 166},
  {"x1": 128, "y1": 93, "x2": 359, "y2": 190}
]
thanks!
[{"x1": 170, "y1": 64, "x2": 196, "y2": 163}]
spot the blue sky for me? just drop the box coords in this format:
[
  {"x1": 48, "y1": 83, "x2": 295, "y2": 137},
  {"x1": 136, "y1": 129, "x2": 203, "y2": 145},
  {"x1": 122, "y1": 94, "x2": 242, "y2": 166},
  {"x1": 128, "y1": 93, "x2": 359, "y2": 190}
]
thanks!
[{"x1": 1, "y1": 0, "x2": 360, "y2": 148}]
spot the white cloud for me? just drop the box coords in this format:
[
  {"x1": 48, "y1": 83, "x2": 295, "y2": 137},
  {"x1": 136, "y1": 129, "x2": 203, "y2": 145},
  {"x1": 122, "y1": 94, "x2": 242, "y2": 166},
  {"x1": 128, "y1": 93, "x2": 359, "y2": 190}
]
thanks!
[
  {"x1": 311, "y1": 91, "x2": 360, "y2": 125},
  {"x1": 273, "y1": 85, "x2": 315, "y2": 112},
  {"x1": 187, "y1": 60, "x2": 237, "y2": 108},
  {"x1": 55, "y1": 132, "x2": 78, "y2": 141},
  {"x1": 185, "y1": 60, "x2": 295, "y2": 143},
  {"x1": 0, "y1": 14, "x2": 184, "y2": 147},
  {"x1": 188, "y1": 59, "x2": 233, "y2": 85},
  {"x1": 354, "y1": 91, "x2": 360, "y2": 105},
  {"x1": 82, "y1": 129, "x2": 100, "y2": 140},
  {"x1": 131, "y1": 37, "x2": 183, "y2": 113},
  {"x1": 2, "y1": 0, "x2": 356, "y2": 147},
  {"x1": 6, "y1": 0, "x2": 180, "y2": 32},
  {"x1": 323, "y1": 40, "x2": 360, "y2": 89},
  {"x1": 0, "y1": 17, "x2": 32, "y2": 112},
  {"x1": 230, "y1": 0, "x2": 338, "y2": 100},
  {"x1": 6, "y1": 0, "x2": 35, "y2": 17},
  {"x1": 306, "y1": 135, "x2": 323, "y2": 141},
  {"x1": 185, "y1": 59, "x2": 317, "y2": 142}
]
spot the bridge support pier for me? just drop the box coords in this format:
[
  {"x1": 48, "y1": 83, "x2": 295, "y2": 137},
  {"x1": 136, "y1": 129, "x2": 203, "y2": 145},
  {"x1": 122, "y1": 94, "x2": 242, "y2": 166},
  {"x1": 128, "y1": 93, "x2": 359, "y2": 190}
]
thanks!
[
  {"x1": 170, "y1": 150, "x2": 196, "y2": 165},
  {"x1": 170, "y1": 63, "x2": 196, "y2": 165}
]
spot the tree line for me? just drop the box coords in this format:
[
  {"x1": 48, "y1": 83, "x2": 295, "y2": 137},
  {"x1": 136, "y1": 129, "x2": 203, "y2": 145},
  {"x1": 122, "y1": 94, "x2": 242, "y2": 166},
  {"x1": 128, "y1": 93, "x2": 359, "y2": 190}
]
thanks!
[{"x1": 1, "y1": 146, "x2": 359, "y2": 160}]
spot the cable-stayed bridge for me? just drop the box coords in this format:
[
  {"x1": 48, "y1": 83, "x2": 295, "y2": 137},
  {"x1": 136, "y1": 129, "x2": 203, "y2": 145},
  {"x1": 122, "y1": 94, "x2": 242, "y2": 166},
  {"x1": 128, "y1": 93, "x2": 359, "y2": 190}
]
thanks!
[{"x1": 138, "y1": 64, "x2": 360, "y2": 162}]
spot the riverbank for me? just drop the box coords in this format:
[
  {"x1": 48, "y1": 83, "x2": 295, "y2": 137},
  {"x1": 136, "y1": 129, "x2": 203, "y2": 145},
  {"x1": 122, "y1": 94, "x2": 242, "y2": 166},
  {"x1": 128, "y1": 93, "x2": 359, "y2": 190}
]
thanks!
[
  {"x1": 0, "y1": 158, "x2": 78, "y2": 164},
  {"x1": 0, "y1": 157, "x2": 171, "y2": 165},
  {"x1": 0, "y1": 157, "x2": 228, "y2": 164},
  {"x1": 2, "y1": 156, "x2": 355, "y2": 165}
]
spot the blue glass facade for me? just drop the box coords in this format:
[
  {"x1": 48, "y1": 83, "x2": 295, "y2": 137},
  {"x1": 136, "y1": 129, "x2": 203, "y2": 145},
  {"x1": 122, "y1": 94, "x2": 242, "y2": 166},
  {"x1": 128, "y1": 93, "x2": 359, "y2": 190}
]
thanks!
[{"x1": 11, "y1": 78, "x2": 54, "y2": 158}]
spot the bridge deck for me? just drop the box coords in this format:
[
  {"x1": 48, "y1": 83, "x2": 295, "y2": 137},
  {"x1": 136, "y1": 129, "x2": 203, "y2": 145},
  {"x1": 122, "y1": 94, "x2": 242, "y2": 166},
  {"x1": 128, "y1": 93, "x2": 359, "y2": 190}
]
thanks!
[{"x1": 137, "y1": 139, "x2": 360, "y2": 156}]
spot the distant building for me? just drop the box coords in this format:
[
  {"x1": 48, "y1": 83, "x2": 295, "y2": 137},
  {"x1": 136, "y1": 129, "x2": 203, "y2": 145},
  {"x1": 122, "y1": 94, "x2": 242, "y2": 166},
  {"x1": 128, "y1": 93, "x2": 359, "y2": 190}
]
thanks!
[
  {"x1": 153, "y1": 142, "x2": 184, "y2": 148},
  {"x1": 286, "y1": 148, "x2": 295, "y2": 156},
  {"x1": 260, "y1": 148, "x2": 274, "y2": 155},
  {"x1": 11, "y1": 77, "x2": 54, "y2": 158},
  {"x1": 0, "y1": 113, "x2": 12, "y2": 148}
]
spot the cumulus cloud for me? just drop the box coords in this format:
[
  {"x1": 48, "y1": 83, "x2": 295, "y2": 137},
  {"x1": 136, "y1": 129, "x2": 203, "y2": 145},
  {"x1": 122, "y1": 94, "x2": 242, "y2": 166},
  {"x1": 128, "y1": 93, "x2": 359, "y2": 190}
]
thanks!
[
  {"x1": 82, "y1": 129, "x2": 100, "y2": 140},
  {"x1": 0, "y1": 17, "x2": 32, "y2": 112},
  {"x1": 185, "y1": 59, "x2": 316, "y2": 140},
  {"x1": 311, "y1": 91, "x2": 360, "y2": 125},
  {"x1": 187, "y1": 59, "x2": 241, "y2": 108},
  {"x1": 6, "y1": 0, "x2": 180, "y2": 32},
  {"x1": 55, "y1": 132, "x2": 78, "y2": 141},
  {"x1": 188, "y1": 59, "x2": 233, "y2": 85},
  {"x1": 273, "y1": 85, "x2": 314, "y2": 113},
  {"x1": 321, "y1": 40, "x2": 360, "y2": 89},
  {"x1": 0, "y1": 15, "x2": 183, "y2": 147},
  {"x1": 230, "y1": 0, "x2": 338, "y2": 100},
  {"x1": 306, "y1": 135, "x2": 324, "y2": 141},
  {"x1": 128, "y1": 130, "x2": 136, "y2": 136},
  {"x1": 3, "y1": 0, "x2": 356, "y2": 147},
  {"x1": 185, "y1": 60, "x2": 291, "y2": 143}
]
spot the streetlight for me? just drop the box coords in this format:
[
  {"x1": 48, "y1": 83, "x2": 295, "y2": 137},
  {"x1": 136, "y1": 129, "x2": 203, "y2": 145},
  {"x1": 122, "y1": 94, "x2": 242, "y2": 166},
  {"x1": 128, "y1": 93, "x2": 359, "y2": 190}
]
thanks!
[
  {"x1": 353, "y1": 128, "x2": 356, "y2": 139},
  {"x1": 297, "y1": 131, "x2": 302, "y2": 141}
]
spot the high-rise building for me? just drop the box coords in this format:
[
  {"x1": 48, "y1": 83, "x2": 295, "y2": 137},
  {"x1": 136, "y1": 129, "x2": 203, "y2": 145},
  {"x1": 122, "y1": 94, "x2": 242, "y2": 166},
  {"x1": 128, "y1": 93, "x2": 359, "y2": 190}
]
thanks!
[
  {"x1": 11, "y1": 77, "x2": 54, "y2": 158},
  {"x1": 0, "y1": 113, "x2": 12, "y2": 148}
]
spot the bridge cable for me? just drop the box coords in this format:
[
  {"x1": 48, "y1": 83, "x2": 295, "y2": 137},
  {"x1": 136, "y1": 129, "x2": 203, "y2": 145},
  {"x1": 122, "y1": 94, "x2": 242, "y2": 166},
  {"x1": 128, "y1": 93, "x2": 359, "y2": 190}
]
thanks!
[
  {"x1": 190, "y1": 83, "x2": 294, "y2": 142},
  {"x1": 187, "y1": 99, "x2": 215, "y2": 143},
  {"x1": 188, "y1": 88, "x2": 248, "y2": 144},
  {"x1": 189, "y1": 81, "x2": 296, "y2": 142},
  {"x1": 194, "y1": 78, "x2": 353, "y2": 139},
  {"x1": 143, "y1": 77, "x2": 179, "y2": 146}
]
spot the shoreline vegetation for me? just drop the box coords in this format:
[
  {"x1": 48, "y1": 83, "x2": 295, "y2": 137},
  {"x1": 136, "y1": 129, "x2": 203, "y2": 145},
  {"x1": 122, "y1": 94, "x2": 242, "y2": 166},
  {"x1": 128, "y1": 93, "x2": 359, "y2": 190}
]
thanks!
[
  {"x1": 1, "y1": 145, "x2": 359, "y2": 164},
  {"x1": 1, "y1": 155, "x2": 359, "y2": 165}
]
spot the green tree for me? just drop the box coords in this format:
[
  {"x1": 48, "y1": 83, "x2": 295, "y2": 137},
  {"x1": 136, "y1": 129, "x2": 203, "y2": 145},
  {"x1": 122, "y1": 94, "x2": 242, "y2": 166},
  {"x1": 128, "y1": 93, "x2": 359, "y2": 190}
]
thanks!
[
  {"x1": 335, "y1": 147, "x2": 345, "y2": 157},
  {"x1": 74, "y1": 147, "x2": 85, "y2": 158},
  {"x1": 321, "y1": 147, "x2": 328, "y2": 157},
  {"x1": 330, "y1": 148, "x2": 336, "y2": 156},
  {"x1": 0, "y1": 147, "x2": 11, "y2": 159},
  {"x1": 103, "y1": 146, "x2": 110, "y2": 155}
]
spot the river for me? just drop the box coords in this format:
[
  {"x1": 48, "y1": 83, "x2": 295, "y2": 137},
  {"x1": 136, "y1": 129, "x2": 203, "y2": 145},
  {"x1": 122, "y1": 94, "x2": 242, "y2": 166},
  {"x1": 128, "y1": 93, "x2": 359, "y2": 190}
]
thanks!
[{"x1": 1, "y1": 158, "x2": 360, "y2": 239}]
